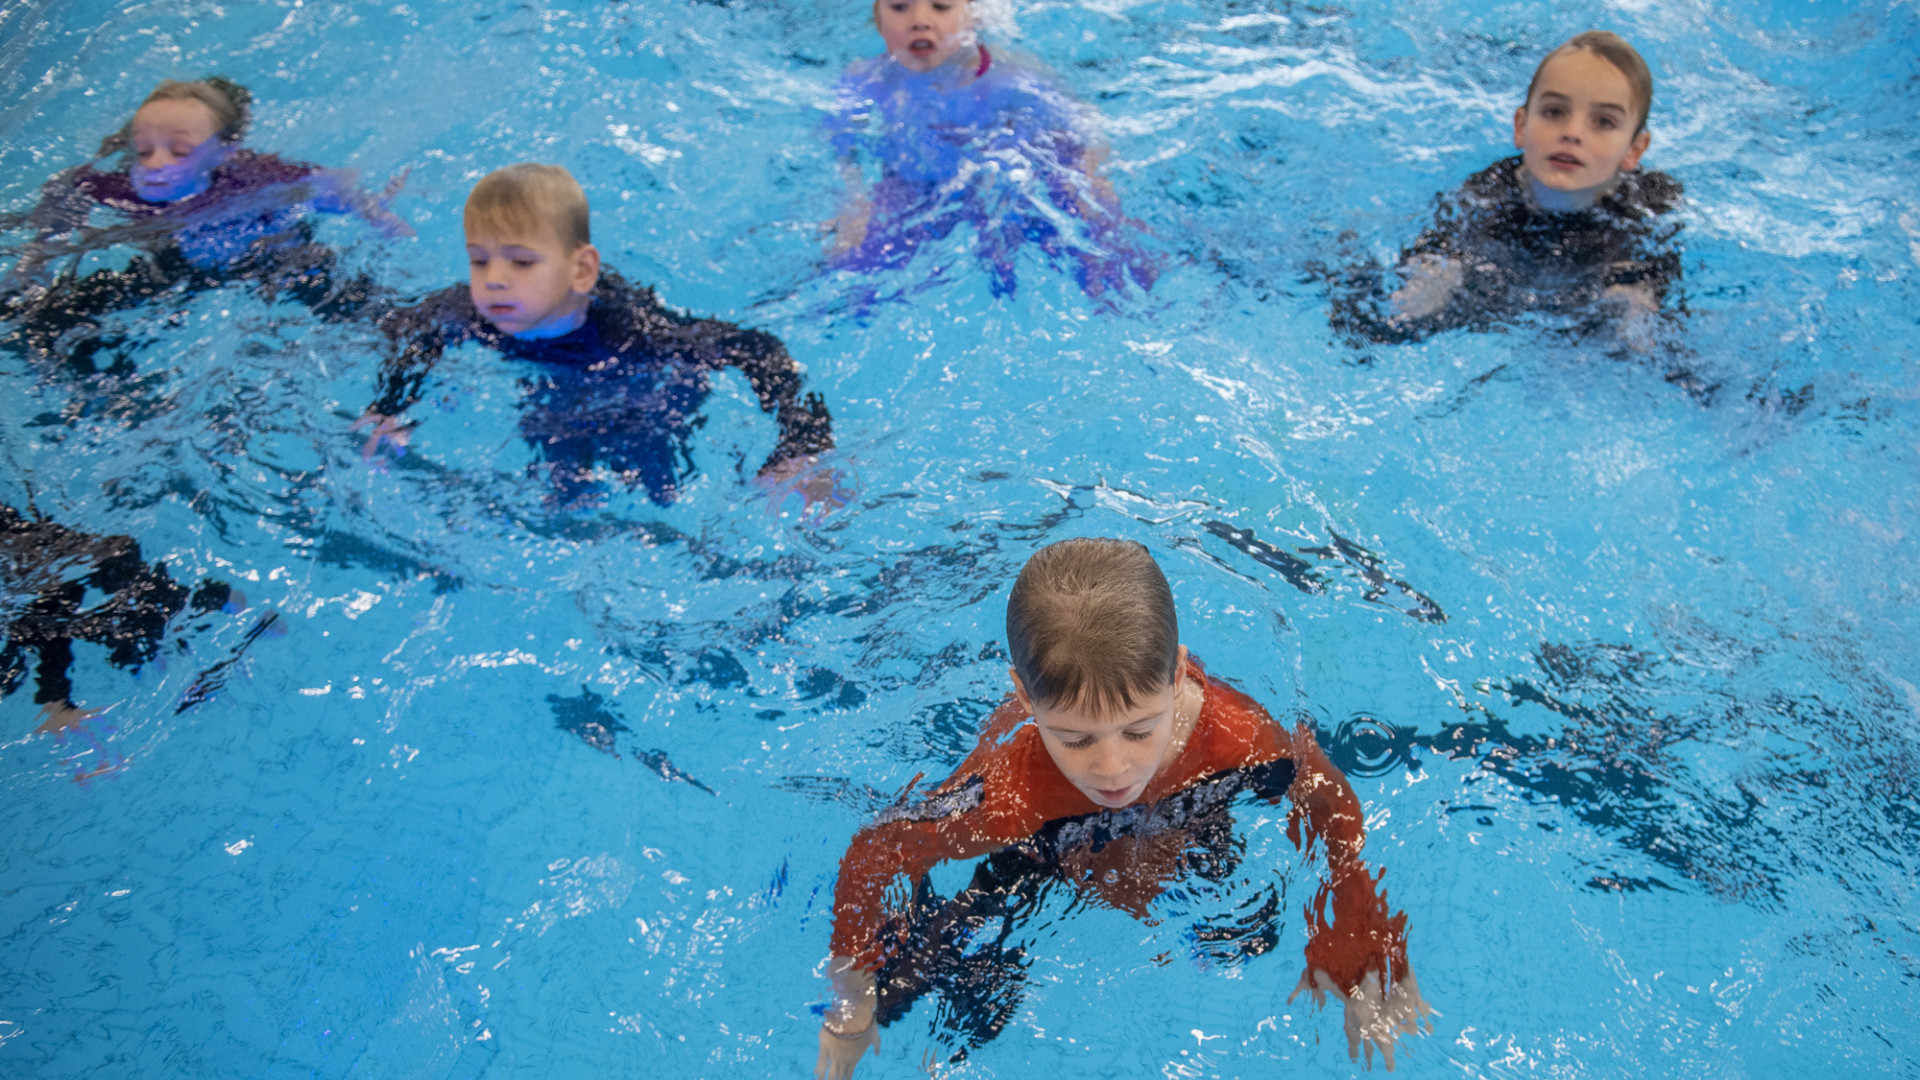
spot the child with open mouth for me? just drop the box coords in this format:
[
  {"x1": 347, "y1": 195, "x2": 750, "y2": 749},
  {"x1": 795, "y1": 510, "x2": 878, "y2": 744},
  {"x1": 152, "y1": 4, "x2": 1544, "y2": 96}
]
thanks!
[
  {"x1": 823, "y1": 0, "x2": 1155, "y2": 301},
  {"x1": 1323, "y1": 31, "x2": 1685, "y2": 351}
]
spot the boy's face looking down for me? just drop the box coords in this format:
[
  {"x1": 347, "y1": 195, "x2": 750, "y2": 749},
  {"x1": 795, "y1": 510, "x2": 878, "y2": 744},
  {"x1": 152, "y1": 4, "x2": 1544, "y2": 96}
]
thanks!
[
  {"x1": 465, "y1": 224, "x2": 600, "y2": 339},
  {"x1": 1513, "y1": 47, "x2": 1650, "y2": 192},
  {"x1": 1015, "y1": 646, "x2": 1193, "y2": 810},
  {"x1": 875, "y1": 0, "x2": 972, "y2": 73}
]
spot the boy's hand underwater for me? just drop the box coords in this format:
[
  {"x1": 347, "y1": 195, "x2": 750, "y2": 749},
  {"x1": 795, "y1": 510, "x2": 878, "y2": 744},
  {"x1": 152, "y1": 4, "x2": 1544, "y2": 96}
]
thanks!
[
  {"x1": 814, "y1": 958, "x2": 879, "y2": 1080},
  {"x1": 1291, "y1": 965, "x2": 1437, "y2": 1072},
  {"x1": 814, "y1": 1019, "x2": 880, "y2": 1080}
]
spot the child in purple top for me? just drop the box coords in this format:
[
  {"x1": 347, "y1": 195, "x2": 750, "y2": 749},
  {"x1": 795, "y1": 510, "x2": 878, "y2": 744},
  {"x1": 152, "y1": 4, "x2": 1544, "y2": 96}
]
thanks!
[
  {"x1": 1, "y1": 77, "x2": 408, "y2": 372},
  {"x1": 825, "y1": 0, "x2": 1152, "y2": 300}
]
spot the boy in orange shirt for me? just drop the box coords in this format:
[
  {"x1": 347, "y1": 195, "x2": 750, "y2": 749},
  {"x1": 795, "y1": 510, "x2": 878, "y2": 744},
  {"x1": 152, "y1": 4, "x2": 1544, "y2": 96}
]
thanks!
[{"x1": 816, "y1": 538, "x2": 1433, "y2": 1077}]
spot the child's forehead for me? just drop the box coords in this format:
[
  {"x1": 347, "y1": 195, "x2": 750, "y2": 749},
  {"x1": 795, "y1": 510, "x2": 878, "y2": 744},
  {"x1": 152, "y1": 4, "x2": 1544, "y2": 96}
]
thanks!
[
  {"x1": 132, "y1": 98, "x2": 219, "y2": 131},
  {"x1": 1533, "y1": 48, "x2": 1633, "y2": 99},
  {"x1": 465, "y1": 226, "x2": 568, "y2": 252}
]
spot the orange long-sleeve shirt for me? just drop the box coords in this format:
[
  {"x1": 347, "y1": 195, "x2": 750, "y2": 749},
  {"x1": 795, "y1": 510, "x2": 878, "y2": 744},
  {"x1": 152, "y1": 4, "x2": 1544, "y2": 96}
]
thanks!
[{"x1": 830, "y1": 656, "x2": 1400, "y2": 991}]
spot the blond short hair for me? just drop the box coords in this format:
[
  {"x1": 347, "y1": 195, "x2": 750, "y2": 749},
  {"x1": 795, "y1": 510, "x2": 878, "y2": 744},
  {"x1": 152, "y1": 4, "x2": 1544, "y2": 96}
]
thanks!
[
  {"x1": 1006, "y1": 538, "x2": 1181, "y2": 715},
  {"x1": 1526, "y1": 31, "x2": 1654, "y2": 134},
  {"x1": 463, "y1": 163, "x2": 591, "y2": 249}
]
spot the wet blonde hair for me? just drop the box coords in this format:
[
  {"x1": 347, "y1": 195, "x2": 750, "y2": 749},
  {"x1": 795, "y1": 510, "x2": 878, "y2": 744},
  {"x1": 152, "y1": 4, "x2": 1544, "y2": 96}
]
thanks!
[
  {"x1": 463, "y1": 163, "x2": 591, "y2": 249},
  {"x1": 1525, "y1": 31, "x2": 1654, "y2": 134},
  {"x1": 99, "y1": 76, "x2": 251, "y2": 157},
  {"x1": 1006, "y1": 538, "x2": 1181, "y2": 715}
]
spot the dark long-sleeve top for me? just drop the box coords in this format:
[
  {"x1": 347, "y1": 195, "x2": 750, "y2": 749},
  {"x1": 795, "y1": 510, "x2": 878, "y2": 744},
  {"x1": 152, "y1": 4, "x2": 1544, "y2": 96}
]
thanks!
[
  {"x1": 1408, "y1": 155, "x2": 1684, "y2": 307},
  {"x1": 368, "y1": 269, "x2": 834, "y2": 502},
  {"x1": 0, "y1": 505, "x2": 215, "y2": 706}
]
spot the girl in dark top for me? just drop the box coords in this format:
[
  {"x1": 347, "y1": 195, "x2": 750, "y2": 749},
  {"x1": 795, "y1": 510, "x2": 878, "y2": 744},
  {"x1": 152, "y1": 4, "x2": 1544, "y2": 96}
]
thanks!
[
  {"x1": 1326, "y1": 32, "x2": 1682, "y2": 347},
  {"x1": 1, "y1": 77, "x2": 408, "y2": 371}
]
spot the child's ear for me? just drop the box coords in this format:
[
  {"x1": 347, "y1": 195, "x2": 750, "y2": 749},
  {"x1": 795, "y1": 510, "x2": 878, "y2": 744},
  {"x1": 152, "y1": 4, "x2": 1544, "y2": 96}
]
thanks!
[
  {"x1": 1620, "y1": 129, "x2": 1650, "y2": 173},
  {"x1": 571, "y1": 243, "x2": 601, "y2": 295},
  {"x1": 1008, "y1": 667, "x2": 1033, "y2": 714},
  {"x1": 1512, "y1": 106, "x2": 1528, "y2": 149}
]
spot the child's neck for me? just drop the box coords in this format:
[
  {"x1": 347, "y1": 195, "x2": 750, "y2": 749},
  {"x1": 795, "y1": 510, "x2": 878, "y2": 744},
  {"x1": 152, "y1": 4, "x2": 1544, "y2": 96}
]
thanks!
[
  {"x1": 1519, "y1": 163, "x2": 1623, "y2": 213},
  {"x1": 510, "y1": 296, "x2": 592, "y2": 341}
]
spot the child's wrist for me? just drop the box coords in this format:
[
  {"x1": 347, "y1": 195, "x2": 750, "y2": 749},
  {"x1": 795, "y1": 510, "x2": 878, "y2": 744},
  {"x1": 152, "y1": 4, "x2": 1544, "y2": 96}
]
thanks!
[{"x1": 822, "y1": 1013, "x2": 875, "y2": 1039}]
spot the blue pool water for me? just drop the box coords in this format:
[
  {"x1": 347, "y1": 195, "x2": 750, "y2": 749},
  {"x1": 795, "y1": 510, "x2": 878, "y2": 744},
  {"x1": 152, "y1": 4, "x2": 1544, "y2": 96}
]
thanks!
[{"x1": 2, "y1": 0, "x2": 1917, "y2": 1076}]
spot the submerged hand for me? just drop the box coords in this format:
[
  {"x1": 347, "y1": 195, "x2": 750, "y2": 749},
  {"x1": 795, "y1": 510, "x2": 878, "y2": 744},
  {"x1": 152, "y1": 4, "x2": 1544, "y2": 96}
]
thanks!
[
  {"x1": 1388, "y1": 254, "x2": 1464, "y2": 324},
  {"x1": 827, "y1": 196, "x2": 873, "y2": 257},
  {"x1": 35, "y1": 701, "x2": 100, "y2": 736},
  {"x1": 352, "y1": 412, "x2": 411, "y2": 464},
  {"x1": 1290, "y1": 965, "x2": 1435, "y2": 1071},
  {"x1": 364, "y1": 207, "x2": 416, "y2": 240},
  {"x1": 1604, "y1": 282, "x2": 1660, "y2": 353},
  {"x1": 814, "y1": 1019, "x2": 880, "y2": 1080},
  {"x1": 757, "y1": 455, "x2": 854, "y2": 523},
  {"x1": 368, "y1": 167, "x2": 416, "y2": 238}
]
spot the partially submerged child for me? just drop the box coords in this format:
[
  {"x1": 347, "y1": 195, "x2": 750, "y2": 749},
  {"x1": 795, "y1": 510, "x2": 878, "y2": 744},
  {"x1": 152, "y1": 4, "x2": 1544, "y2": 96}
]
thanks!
[
  {"x1": 1327, "y1": 32, "x2": 1681, "y2": 346},
  {"x1": 814, "y1": 538, "x2": 1432, "y2": 1078},
  {"x1": 825, "y1": 0, "x2": 1154, "y2": 300},
  {"x1": 1, "y1": 77, "x2": 408, "y2": 370},
  {"x1": 0, "y1": 503, "x2": 240, "y2": 736},
  {"x1": 358, "y1": 164, "x2": 836, "y2": 510}
]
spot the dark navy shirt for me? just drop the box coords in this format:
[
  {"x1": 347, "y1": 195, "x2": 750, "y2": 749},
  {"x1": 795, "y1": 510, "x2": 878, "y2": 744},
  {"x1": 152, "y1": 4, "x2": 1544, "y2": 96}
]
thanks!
[{"x1": 370, "y1": 270, "x2": 833, "y2": 506}]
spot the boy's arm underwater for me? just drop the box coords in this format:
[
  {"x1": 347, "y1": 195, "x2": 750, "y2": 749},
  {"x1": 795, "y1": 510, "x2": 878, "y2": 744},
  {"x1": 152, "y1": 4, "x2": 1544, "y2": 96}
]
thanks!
[
  {"x1": 1283, "y1": 722, "x2": 1437, "y2": 1070},
  {"x1": 703, "y1": 324, "x2": 845, "y2": 513},
  {"x1": 355, "y1": 292, "x2": 468, "y2": 461}
]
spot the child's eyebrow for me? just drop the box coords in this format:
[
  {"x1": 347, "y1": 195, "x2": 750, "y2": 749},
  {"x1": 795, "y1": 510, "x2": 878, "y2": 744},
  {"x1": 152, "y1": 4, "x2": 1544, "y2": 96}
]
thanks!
[{"x1": 1043, "y1": 711, "x2": 1162, "y2": 738}]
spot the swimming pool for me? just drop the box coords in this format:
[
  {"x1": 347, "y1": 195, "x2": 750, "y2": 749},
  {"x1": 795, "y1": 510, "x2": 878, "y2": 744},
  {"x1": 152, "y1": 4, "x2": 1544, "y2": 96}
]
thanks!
[{"x1": 1, "y1": 0, "x2": 1916, "y2": 1075}]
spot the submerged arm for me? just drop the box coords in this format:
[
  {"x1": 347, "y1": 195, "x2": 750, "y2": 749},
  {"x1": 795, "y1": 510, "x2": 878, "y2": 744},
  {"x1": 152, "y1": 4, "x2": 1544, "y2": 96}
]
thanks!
[
  {"x1": 712, "y1": 327, "x2": 834, "y2": 472},
  {"x1": 357, "y1": 300, "x2": 462, "y2": 459},
  {"x1": 819, "y1": 713, "x2": 1031, "y2": 1076},
  {"x1": 828, "y1": 159, "x2": 872, "y2": 255},
  {"x1": 816, "y1": 816, "x2": 965, "y2": 1080},
  {"x1": 5, "y1": 164, "x2": 100, "y2": 289},
  {"x1": 1285, "y1": 723, "x2": 1435, "y2": 1069},
  {"x1": 307, "y1": 167, "x2": 414, "y2": 239}
]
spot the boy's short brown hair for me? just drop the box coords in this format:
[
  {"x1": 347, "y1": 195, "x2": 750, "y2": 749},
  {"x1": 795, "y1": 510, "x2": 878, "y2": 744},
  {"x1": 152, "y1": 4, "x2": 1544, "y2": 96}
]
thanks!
[
  {"x1": 464, "y1": 163, "x2": 592, "y2": 249},
  {"x1": 1526, "y1": 30, "x2": 1654, "y2": 134},
  {"x1": 1006, "y1": 538, "x2": 1180, "y2": 715}
]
